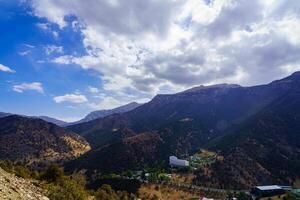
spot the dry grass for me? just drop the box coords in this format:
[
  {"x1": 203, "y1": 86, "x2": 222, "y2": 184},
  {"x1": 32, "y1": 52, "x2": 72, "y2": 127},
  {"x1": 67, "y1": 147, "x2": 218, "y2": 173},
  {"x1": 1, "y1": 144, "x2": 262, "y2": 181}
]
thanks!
[
  {"x1": 138, "y1": 184, "x2": 199, "y2": 200},
  {"x1": 171, "y1": 173, "x2": 195, "y2": 184},
  {"x1": 138, "y1": 184, "x2": 227, "y2": 200}
]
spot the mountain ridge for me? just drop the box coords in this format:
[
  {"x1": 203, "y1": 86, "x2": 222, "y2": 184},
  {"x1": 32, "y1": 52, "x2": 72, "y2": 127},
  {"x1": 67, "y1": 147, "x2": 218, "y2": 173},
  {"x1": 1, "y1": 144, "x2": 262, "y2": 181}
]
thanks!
[{"x1": 0, "y1": 115, "x2": 91, "y2": 168}]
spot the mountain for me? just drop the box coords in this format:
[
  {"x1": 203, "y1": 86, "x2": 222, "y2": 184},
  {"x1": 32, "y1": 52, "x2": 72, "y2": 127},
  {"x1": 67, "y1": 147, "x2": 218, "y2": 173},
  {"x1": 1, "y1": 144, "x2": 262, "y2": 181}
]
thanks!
[
  {"x1": 0, "y1": 115, "x2": 91, "y2": 167},
  {"x1": 0, "y1": 112, "x2": 11, "y2": 118},
  {"x1": 0, "y1": 112, "x2": 68, "y2": 127},
  {"x1": 66, "y1": 72, "x2": 300, "y2": 184},
  {"x1": 198, "y1": 72, "x2": 300, "y2": 189},
  {"x1": 37, "y1": 116, "x2": 68, "y2": 127},
  {"x1": 68, "y1": 80, "x2": 289, "y2": 148},
  {"x1": 68, "y1": 102, "x2": 142, "y2": 126}
]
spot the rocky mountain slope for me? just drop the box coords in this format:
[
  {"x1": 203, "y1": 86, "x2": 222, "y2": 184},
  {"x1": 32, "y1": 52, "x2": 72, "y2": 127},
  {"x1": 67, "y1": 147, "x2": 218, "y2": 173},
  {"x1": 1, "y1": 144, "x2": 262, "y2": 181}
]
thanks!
[
  {"x1": 199, "y1": 73, "x2": 300, "y2": 188},
  {"x1": 66, "y1": 72, "x2": 300, "y2": 187},
  {"x1": 0, "y1": 115, "x2": 91, "y2": 167},
  {"x1": 0, "y1": 167, "x2": 49, "y2": 200}
]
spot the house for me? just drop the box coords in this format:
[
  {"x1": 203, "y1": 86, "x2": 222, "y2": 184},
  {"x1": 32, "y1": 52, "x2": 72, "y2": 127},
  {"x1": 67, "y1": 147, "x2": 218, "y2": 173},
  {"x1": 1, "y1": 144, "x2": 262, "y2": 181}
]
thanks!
[
  {"x1": 169, "y1": 156, "x2": 189, "y2": 167},
  {"x1": 250, "y1": 185, "x2": 285, "y2": 199}
]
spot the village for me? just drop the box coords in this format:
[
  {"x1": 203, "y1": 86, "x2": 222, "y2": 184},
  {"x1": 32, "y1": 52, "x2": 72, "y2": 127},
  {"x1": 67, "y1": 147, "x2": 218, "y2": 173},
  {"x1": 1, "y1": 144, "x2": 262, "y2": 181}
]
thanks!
[{"x1": 100, "y1": 150, "x2": 300, "y2": 200}]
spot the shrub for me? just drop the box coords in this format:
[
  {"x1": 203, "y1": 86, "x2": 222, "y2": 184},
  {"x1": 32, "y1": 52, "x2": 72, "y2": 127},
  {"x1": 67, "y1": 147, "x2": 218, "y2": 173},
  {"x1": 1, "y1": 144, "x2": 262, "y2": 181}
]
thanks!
[
  {"x1": 39, "y1": 164, "x2": 64, "y2": 183},
  {"x1": 46, "y1": 176, "x2": 89, "y2": 200},
  {"x1": 14, "y1": 165, "x2": 31, "y2": 179}
]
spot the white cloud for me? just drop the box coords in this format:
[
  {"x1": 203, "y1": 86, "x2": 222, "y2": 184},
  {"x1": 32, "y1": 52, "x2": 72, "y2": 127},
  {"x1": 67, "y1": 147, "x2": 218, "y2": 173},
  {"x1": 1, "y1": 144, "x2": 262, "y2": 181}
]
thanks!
[
  {"x1": 88, "y1": 96, "x2": 126, "y2": 110},
  {"x1": 0, "y1": 64, "x2": 15, "y2": 73},
  {"x1": 88, "y1": 86, "x2": 99, "y2": 93},
  {"x1": 44, "y1": 45, "x2": 64, "y2": 55},
  {"x1": 53, "y1": 93, "x2": 88, "y2": 104},
  {"x1": 36, "y1": 22, "x2": 59, "y2": 38},
  {"x1": 30, "y1": 0, "x2": 300, "y2": 99},
  {"x1": 13, "y1": 82, "x2": 44, "y2": 93},
  {"x1": 18, "y1": 50, "x2": 31, "y2": 56}
]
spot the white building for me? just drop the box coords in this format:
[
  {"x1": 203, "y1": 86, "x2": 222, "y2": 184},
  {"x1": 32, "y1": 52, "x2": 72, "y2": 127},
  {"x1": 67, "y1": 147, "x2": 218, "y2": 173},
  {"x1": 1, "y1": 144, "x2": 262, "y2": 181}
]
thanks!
[{"x1": 169, "y1": 156, "x2": 189, "y2": 167}]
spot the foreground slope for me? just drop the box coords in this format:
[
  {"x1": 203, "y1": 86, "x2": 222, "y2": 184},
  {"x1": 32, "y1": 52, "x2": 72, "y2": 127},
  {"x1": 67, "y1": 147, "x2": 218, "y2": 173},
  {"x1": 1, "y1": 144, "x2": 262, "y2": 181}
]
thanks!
[
  {"x1": 0, "y1": 115, "x2": 91, "y2": 167},
  {"x1": 0, "y1": 167, "x2": 48, "y2": 200}
]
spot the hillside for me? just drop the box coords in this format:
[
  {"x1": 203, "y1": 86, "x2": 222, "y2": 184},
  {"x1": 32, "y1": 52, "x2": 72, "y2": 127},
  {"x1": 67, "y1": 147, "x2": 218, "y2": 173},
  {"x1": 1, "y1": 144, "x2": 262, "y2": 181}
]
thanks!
[
  {"x1": 199, "y1": 75, "x2": 300, "y2": 189},
  {"x1": 68, "y1": 81, "x2": 286, "y2": 148},
  {"x1": 0, "y1": 115, "x2": 91, "y2": 167},
  {"x1": 66, "y1": 72, "x2": 300, "y2": 188},
  {"x1": 66, "y1": 132, "x2": 165, "y2": 172},
  {"x1": 0, "y1": 167, "x2": 49, "y2": 200}
]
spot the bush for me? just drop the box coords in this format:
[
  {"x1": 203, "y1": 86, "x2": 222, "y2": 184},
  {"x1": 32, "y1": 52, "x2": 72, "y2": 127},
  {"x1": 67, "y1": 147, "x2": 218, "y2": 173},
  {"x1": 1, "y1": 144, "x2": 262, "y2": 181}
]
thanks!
[
  {"x1": 46, "y1": 176, "x2": 89, "y2": 200},
  {"x1": 14, "y1": 165, "x2": 31, "y2": 179},
  {"x1": 0, "y1": 160, "x2": 14, "y2": 173},
  {"x1": 39, "y1": 164, "x2": 64, "y2": 182}
]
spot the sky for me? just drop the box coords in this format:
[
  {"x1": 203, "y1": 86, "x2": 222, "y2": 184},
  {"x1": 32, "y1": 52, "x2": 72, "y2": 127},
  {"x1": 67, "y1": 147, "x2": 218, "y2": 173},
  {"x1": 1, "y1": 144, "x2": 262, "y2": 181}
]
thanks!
[{"x1": 1, "y1": 0, "x2": 300, "y2": 122}]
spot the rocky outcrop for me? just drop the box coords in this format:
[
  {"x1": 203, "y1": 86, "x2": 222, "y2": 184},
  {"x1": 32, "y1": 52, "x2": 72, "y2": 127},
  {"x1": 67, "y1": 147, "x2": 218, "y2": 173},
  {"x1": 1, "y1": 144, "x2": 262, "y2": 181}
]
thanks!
[{"x1": 0, "y1": 167, "x2": 49, "y2": 200}]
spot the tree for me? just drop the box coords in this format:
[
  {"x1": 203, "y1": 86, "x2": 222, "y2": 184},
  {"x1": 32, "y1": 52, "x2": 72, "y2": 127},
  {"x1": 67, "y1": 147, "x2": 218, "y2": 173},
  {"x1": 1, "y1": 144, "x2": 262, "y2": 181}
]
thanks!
[{"x1": 40, "y1": 164, "x2": 64, "y2": 183}]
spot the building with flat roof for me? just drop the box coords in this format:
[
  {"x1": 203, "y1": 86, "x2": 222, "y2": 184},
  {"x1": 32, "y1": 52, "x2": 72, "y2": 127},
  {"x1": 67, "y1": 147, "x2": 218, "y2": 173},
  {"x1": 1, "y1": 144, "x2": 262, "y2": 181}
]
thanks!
[
  {"x1": 250, "y1": 185, "x2": 285, "y2": 199},
  {"x1": 169, "y1": 156, "x2": 189, "y2": 167}
]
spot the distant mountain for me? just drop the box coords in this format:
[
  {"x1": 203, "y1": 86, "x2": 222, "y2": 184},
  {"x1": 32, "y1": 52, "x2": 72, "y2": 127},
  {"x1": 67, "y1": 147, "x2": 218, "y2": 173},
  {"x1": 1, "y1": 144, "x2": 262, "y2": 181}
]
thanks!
[
  {"x1": 0, "y1": 115, "x2": 91, "y2": 167},
  {"x1": 37, "y1": 116, "x2": 68, "y2": 127},
  {"x1": 68, "y1": 102, "x2": 142, "y2": 126},
  {"x1": 66, "y1": 72, "x2": 300, "y2": 186},
  {"x1": 0, "y1": 112, "x2": 68, "y2": 127},
  {"x1": 0, "y1": 112, "x2": 11, "y2": 118}
]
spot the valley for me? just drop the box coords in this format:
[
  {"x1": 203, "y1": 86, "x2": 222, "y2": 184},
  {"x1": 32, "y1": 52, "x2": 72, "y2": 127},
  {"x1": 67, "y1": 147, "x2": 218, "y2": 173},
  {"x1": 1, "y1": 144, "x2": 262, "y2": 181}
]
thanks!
[{"x1": 1, "y1": 72, "x2": 300, "y2": 199}]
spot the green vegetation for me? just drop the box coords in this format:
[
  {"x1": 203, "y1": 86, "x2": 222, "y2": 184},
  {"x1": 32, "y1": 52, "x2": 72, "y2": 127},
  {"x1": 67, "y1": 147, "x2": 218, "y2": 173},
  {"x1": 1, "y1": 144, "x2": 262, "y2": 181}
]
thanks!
[
  {"x1": 284, "y1": 192, "x2": 299, "y2": 200},
  {"x1": 0, "y1": 160, "x2": 34, "y2": 179},
  {"x1": 189, "y1": 149, "x2": 221, "y2": 169},
  {"x1": 0, "y1": 161, "x2": 140, "y2": 200}
]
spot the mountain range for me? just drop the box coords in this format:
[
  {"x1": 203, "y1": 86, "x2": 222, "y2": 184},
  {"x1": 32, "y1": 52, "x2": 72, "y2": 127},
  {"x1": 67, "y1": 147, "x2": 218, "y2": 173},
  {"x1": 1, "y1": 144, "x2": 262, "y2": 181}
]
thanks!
[
  {"x1": 66, "y1": 72, "x2": 300, "y2": 188},
  {"x1": 0, "y1": 102, "x2": 142, "y2": 127},
  {"x1": 1, "y1": 72, "x2": 300, "y2": 189}
]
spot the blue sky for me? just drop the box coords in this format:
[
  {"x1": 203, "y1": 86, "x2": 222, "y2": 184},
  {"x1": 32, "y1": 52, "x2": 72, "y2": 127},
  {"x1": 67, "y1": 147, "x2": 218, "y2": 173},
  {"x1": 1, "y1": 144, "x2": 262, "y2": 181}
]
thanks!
[{"x1": 1, "y1": 0, "x2": 300, "y2": 121}]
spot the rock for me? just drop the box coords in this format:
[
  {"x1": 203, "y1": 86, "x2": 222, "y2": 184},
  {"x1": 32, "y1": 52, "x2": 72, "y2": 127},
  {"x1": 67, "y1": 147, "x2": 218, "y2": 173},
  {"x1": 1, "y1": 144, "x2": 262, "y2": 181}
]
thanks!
[{"x1": 0, "y1": 167, "x2": 49, "y2": 200}]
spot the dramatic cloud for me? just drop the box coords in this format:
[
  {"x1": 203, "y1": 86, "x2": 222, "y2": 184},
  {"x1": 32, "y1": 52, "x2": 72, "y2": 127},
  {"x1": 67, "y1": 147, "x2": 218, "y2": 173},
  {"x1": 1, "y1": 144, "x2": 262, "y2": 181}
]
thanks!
[
  {"x1": 0, "y1": 64, "x2": 15, "y2": 73},
  {"x1": 53, "y1": 93, "x2": 88, "y2": 103},
  {"x1": 13, "y1": 82, "x2": 44, "y2": 93},
  {"x1": 29, "y1": 0, "x2": 300, "y2": 100}
]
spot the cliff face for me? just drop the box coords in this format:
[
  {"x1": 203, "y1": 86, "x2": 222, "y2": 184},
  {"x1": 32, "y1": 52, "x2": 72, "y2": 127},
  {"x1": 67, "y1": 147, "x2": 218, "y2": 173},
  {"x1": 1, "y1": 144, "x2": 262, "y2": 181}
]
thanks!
[
  {"x1": 0, "y1": 115, "x2": 91, "y2": 167},
  {"x1": 0, "y1": 167, "x2": 49, "y2": 200}
]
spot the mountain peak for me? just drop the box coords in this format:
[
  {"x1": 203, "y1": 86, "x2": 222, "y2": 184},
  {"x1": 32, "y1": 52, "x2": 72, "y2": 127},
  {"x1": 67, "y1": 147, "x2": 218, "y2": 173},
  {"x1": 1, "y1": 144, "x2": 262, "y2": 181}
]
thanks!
[{"x1": 181, "y1": 83, "x2": 241, "y2": 93}]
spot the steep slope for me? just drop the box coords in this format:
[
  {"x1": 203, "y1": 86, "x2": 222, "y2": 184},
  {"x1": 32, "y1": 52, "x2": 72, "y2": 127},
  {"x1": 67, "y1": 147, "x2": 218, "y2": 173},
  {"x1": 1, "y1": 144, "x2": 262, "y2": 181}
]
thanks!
[
  {"x1": 68, "y1": 102, "x2": 141, "y2": 126},
  {"x1": 0, "y1": 167, "x2": 49, "y2": 200},
  {"x1": 69, "y1": 75, "x2": 294, "y2": 149},
  {"x1": 66, "y1": 132, "x2": 165, "y2": 172},
  {"x1": 201, "y1": 72, "x2": 300, "y2": 189},
  {"x1": 67, "y1": 72, "x2": 300, "y2": 181},
  {"x1": 0, "y1": 115, "x2": 91, "y2": 167}
]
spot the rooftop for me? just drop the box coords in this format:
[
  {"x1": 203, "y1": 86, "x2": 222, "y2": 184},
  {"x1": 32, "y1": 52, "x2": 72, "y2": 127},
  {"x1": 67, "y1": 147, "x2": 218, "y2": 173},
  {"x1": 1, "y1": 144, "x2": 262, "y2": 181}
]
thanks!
[{"x1": 255, "y1": 185, "x2": 282, "y2": 191}]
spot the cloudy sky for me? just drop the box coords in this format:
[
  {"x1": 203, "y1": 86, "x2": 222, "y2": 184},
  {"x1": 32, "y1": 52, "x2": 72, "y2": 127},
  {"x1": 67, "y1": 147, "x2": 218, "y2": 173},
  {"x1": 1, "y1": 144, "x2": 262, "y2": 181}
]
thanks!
[{"x1": 1, "y1": 0, "x2": 300, "y2": 121}]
